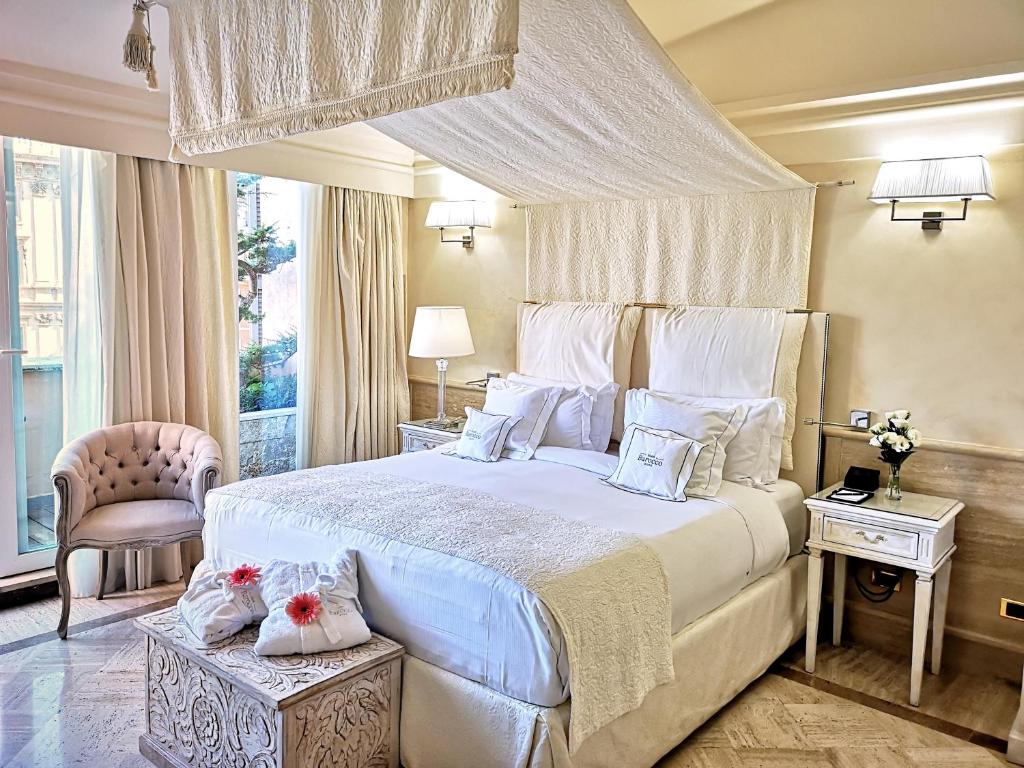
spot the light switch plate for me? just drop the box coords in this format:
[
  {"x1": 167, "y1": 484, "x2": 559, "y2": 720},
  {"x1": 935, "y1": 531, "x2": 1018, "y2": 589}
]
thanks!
[{"x1": 850, "y1": 409, "x2": 871, "y2": 429}]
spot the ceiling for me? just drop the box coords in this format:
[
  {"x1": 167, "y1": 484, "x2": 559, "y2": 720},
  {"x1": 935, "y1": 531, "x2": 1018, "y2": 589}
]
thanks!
[
  {"x1": 624, "y1": 0, "x2": 776, "y2": 47},
  {"x1": 0, "y1": 0, "x2": 170, "y2": 90},
  {"x1": 2, "y1": 0, "x2": 1022, "y2": 168}
]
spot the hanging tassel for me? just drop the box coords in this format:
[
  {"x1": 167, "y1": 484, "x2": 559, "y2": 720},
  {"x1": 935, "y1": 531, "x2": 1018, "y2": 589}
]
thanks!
[
  {"x1": 123, "y1": 1, "x2": 159, "y2": 91},
  {"x1": 123, "y1": 4, "x2": 152, "y2": 73},
  {"x1": 146, "y1": 43, "x2": 160, "y2": 91}
]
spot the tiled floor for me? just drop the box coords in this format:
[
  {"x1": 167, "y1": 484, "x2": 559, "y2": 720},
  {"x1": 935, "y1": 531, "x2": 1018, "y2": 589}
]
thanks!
[
  {"x1": 0, "y1": 597, "x2": 1012, "y2": 768},
  {"x1": 0, "y1": 581, "x2": 185, "y2": 651}
]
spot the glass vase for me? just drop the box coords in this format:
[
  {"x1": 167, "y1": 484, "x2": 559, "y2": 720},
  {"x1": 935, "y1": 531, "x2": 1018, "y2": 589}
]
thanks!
[{"x1": 886, "y1": 463, "x2": 902, "y2": 501}]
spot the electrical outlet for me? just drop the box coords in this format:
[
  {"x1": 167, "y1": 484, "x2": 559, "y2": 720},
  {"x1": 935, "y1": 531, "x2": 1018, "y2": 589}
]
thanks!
[
  {"x1": 870, "y1": 567, "x2": 902, "y2": 592},
  {"x1": 850, "y1": 409, "x2": 871, "y2": 429},
  {"x1": 1000, "y1": 598, "x2": 1024, "y2": 622}
]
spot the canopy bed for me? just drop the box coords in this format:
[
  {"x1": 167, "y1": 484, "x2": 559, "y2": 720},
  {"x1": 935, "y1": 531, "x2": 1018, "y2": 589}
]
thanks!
[{"x1": 163, "y1": 0, "x2": 824, "y2": 765}]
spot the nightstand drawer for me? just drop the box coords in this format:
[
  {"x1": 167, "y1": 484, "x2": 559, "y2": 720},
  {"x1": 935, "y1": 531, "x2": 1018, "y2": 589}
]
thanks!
[
  {"x1": 822, "y1": 516, "x2": 919, "y2": 559},
  {"x1": 404, "y1": 433, "x2": 442, "y2": 453}
]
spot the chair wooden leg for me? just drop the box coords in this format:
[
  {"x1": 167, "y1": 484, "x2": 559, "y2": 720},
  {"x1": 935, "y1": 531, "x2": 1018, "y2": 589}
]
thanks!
[
  {"x1": 180, "y1": 541, "x2": 194, "y2": 588},
  {"x1": 55, "y1": 545, "x2": 72, "y2": 640},
  {"x1": 96, "y1": 550, "x2": 109, "y2": 600}
]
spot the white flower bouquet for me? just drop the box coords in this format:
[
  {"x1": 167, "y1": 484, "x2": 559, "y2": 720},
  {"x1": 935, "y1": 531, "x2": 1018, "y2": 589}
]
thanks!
[{"x1": 868, "y1": 410, "x2": 921, "y2": 499}]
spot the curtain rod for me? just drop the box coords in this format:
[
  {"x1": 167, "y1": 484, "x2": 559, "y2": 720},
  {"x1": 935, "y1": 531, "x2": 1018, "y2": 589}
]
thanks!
[{"x1": 522, "y1": 300, "x2": 812, "y2": 313}]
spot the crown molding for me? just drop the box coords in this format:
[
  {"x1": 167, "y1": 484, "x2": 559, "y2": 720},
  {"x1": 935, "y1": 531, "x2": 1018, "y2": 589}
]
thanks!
[
  {"x1": 0, "y1": 60, "x2": 416, "y2": 196},
  {"x1": 712, "y1": 63, "x2": 1024, "y2": 164}
]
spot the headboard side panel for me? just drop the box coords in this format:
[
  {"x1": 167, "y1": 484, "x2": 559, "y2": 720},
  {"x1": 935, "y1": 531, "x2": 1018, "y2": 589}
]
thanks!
[{"x1": 780, "y1": 312, "x2": 828, "y2": 496}]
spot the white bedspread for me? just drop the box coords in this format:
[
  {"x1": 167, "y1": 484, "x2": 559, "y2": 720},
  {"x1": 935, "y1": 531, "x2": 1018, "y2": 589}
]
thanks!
[{"x1": 203, "y1": 447, "x2": 791, "y2": 708}]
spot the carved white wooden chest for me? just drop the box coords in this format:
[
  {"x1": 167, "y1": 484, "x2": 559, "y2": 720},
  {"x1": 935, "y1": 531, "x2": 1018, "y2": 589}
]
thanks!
[{"x1": 135, "y1": 606, "x2": 403, "y2": 768}]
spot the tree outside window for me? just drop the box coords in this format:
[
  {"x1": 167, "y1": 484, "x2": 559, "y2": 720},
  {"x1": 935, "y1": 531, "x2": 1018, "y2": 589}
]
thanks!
[{"x1": 236, "y1": 173, "x2": 298, "y2": 414}]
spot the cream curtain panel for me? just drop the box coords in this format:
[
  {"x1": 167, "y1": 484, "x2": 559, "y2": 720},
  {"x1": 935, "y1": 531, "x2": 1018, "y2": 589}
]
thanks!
[
  {"x1": 297, "y1": 186, "x2": 409, "y2": 468},
  {"x1": 107, "y1": 156, "x2": 238, "y2": 591},
  {"x1": 63, "y1": 155, "x2": 237, "y2": 596}
]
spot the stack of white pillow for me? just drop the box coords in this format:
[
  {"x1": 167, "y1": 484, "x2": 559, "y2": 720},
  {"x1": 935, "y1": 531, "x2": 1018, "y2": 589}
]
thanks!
[
  {"x1": 450, "y1": 375, "x2": 786, "y2": 505},
  {"x1": 453, "y1": 374, "x2": 619, "y2": 461},
  {"x1": 609, "y1": 389, "x2": 786, "y2": 502}
]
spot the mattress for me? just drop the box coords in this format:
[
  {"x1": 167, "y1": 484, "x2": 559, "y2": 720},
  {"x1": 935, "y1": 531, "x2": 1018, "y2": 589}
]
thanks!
[{"x1": 203, "y1": 446, "x2": 796, "y2": 707}]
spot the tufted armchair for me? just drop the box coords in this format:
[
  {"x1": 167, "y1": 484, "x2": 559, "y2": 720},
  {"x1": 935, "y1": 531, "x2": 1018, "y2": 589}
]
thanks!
[{"x1": 51, "y1": 421, "x2": 223, "y2": 639}]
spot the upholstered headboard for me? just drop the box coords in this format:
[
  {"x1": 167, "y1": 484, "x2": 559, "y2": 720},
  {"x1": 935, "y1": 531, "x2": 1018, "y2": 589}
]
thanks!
[
  {"x1": 628, "y1": 308, "x2": 828, "y2": 496},
  {"x1": 518, "y1": 302, "x2": 830, "y2": 496}
]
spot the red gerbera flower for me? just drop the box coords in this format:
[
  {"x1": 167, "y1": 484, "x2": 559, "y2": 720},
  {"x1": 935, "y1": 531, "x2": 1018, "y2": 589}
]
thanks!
[
  {"x1": 285, "y1": 592, "x2": 322, "y2": 626},
  {"x1": 226, "y1": 563, "x2": 261, "y2": 588}
]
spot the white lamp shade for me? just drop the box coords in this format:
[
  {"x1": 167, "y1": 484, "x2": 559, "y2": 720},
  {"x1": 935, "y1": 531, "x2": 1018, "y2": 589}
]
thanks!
[
  {"x1": 408, "y1": 306, "x2": 475, "y2": 358},
  {"x1": 869, "y1": 156, "x2": 994, "y2": 204},
  {"x1": 424, "y1": 200, "x2": 493, "y2": 229}
]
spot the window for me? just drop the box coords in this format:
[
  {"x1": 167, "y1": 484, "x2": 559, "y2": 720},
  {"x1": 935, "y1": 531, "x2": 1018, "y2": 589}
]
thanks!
[
  {"x1": 1, "y1": 137, "x2": 67, "y2": 569},
  {"x1": 235, "y1": 174, "x2": 301, "y2": 479}
]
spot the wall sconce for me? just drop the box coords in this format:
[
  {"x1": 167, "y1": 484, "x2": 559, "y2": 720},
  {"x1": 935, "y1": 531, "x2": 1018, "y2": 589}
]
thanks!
[
  {"x1": 869, "y1": 155, "x2": 994, "y2": 230},
  {"x1": 425, "y1": 200, "x2": 492, "y2": 248}
]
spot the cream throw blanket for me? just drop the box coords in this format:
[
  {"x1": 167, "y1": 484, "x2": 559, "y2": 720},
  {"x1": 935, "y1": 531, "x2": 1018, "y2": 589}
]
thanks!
[
  {"x1": 167, "y1": 0, "x2": 519, "y2": 156},
  {"x1": 212, "y1": 468, "x2": 674, "y2": 752}
]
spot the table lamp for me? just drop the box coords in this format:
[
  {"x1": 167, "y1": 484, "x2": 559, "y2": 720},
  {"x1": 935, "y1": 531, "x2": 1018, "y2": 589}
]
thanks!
[{"x1": 408, "y1": 306, "x2": 475, "y2": 428}]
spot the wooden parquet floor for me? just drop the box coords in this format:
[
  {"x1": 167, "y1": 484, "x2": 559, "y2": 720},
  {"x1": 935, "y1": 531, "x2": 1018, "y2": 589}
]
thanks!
[{"x1": 0, "y1": 602, "x2": 1012, "y2": 767}]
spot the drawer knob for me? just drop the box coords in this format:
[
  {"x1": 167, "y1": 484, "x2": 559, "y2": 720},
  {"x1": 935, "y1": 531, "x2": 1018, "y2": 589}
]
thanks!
[{"x1": 855, "y1": 530, "x2": 887, "y2": 545}]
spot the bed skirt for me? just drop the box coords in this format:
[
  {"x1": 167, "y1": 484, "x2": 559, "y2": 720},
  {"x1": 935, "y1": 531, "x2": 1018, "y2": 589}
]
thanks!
[{"x1": 400, "y1": 553, "x2": 808, "y2": 768}]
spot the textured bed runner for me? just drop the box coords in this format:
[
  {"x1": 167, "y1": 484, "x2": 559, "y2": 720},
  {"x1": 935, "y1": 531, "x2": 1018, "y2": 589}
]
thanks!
[{"x1": 210, "y1": 467, "x2": 673, "y2": 752}]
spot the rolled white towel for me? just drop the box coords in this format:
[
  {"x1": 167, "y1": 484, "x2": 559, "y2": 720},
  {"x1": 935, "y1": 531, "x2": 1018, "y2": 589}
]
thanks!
[
  {"x1": 254, "y1": 551, "x2": 371, "y2": 656},
  {"x1": 177, "y1": 559, "x2": 268, "y2": 646}
]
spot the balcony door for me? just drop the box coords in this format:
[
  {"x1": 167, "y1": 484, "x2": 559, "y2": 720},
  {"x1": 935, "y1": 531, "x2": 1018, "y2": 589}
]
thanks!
[{"x1": 0, "y1": 138, "x2": 64, "y2": 577}]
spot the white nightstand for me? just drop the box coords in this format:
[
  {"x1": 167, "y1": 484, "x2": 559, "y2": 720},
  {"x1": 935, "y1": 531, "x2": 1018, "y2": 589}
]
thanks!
[
  {"x1": 398, "y1": 418, "x2": 464, "y2": 454},
  {"x1": 804, "y1": 482, "x2": 963, "y2": 706}
]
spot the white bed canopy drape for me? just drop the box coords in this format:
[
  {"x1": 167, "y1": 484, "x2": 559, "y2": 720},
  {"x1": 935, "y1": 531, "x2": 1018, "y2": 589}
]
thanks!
[
  {"x1": 167, "y1": 0, "x2": 519, "y2": 157},
  {"x1": 370, "y1": 0, "x2": 816, "y2": 309},
  {"x1": 166, "y1": 0, "x2": 814, "y2": 307}
]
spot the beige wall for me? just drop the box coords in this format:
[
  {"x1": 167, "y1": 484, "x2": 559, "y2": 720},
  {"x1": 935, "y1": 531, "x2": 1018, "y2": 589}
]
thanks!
[
  {"x1": 406, "y1": 148, "x2": 1024, "y2": 451},
  {"x1": 799, "y1": 147, "x2": 1024, "y2": 449},
  {"x1": 406, "y1": 195, "x2": 527, "y2": 385},
  {"x1": 661, "y1": 0, "x2": 1024, "y2": 106}
]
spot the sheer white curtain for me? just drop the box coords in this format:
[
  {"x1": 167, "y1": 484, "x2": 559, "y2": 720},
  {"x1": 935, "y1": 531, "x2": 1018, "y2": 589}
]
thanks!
[
  {"x1": 60, "y1": 147, "x2": 116, "y2": 597},
  {"x1": 297, "y1": 185, "x2": 409, "y2": 468}
]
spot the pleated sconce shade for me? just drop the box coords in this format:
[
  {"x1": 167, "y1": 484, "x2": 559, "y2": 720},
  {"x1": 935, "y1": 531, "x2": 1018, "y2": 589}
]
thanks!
[
  {"x1": 869, "y1": 156, "x2": 995, "y2": 203},
  {"x1": 424, "y1": 201, "x2": 493, "y2": 229}
]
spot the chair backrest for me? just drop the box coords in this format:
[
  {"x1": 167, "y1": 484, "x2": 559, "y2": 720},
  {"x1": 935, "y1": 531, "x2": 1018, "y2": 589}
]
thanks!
[{"x1": 56, "y1": 421, "x2": 217, "y2": 513}]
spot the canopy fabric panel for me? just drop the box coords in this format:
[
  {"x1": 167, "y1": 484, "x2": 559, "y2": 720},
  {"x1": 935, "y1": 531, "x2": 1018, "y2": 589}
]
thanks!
[
  {"x1": 526, "y1": 188, "x2": 816, "y2": 308},
  {"x1": 167, "y1": 0, "x2": 519, "y2": 157},
  {"x1": 372, "y1": 0, "x2": 810, "y2": 204}
]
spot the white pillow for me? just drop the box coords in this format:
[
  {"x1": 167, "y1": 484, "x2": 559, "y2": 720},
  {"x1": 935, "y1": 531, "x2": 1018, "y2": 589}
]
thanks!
[
  {"x1": 483, "y1": 379, "x2": 559, "y2": 460},
  {"x1": 604, "y1": 424, "x2": 703, "y2": 502},
  {"x1": 516, "y1": 302, "x2": 640, "y2": 444},
  {"x1": 647, "y1": 307, "x2": 784, "y2": 399},
  {"x1": 625, "y1": 390, "x2": 746, "y2": 498},
  {"x1": 177, "y1": 559, "x2": 268, "y2": 646},
  {"x1": 454, "y1": 408, "x2": 521, "y2": 462},
  {"x1": 507, "y1": 372, "x2": 612, "y2": 451},
  {"x1": 255, "y1": 555, "x2": 371, "y2": 656},
  {"x1": 627, "y1": 390, "x2": 785, "y2": 487}
]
